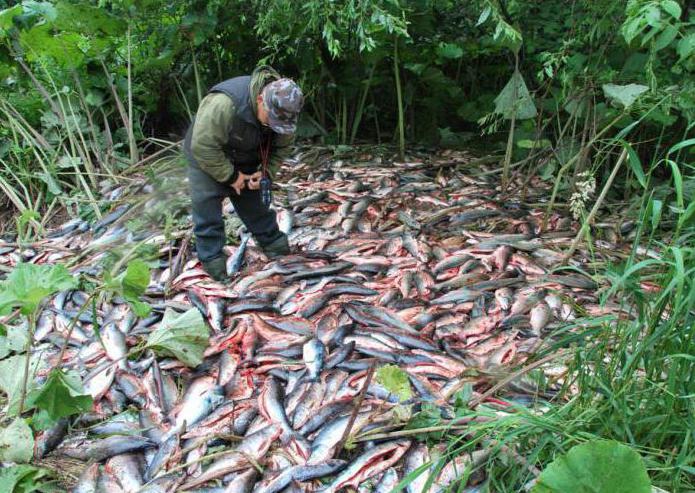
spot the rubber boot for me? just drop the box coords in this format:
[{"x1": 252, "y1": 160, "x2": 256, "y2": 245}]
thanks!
[
  {"x1": 260, "y1": 233, "x2": 290, "y2": 259},
  {"x1": 201, "y1": 255, "x2": 229, "y2": 282}
]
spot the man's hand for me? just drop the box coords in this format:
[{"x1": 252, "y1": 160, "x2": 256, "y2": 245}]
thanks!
[
  {"x1": 230, "y1": 172, "x2": 246, "y2": 195},
  {"x1": 247, "y1": 171, "x2": 262, "y2": 191},
  {"x1": 231, "y1": 171, "x2": 263, "y2": 194}
]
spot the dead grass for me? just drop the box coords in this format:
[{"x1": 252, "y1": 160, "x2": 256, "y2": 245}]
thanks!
[{"x1": 35, "y1": 455, "x2": 86, "y2": 490}]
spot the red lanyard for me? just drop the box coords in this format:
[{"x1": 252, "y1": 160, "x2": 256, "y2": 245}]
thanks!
[{"x1": 259, "y1": 134, "x2": 272, "y2": 177}]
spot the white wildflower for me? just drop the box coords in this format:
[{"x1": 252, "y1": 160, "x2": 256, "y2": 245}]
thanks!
[{"x1": 570, "y1": 171, "x2": 596, "y2": 220}]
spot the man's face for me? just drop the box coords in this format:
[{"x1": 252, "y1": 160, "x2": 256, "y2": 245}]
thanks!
[{"x1": 256, "y1": 94, "x2": 270, "y2": 127}]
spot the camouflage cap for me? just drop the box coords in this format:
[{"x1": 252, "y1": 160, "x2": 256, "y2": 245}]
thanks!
[{"x1": 262, "y1": 78, "x2": 304, "y2": 134}]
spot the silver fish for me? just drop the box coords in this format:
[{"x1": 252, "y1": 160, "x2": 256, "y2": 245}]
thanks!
[
  {"x1": 374, "y1": 467, "x2": 400, "y2": 493},
  {"x1": 144, "y1": 430, "x2": 180, "y2": 482},
  {"x1": 560, "y1": 303, "x2": 576, "y2": 321},
  {"x1": 302, "y1": 338, "x2": 326, "y2": 381},
  {"x1": 227, "y1": 234, "x2": 250, "y2": 276},
  {"x1": 276, "y1": 208, "x2": 294, "y2": 234},
  {"x1": 430, "y1": 288, "x2": 483, "y2": 305},
  {"x1": 258, "y1": 377, "x2": 308, "y2": 456},
  {"x1": 84, "y1": 360, "x2": 116, "y2": 401},
  {"x1": 545, "y1": 292, "x2": 563, "y2": 314},
  {"x1": 320, "y1": 440, "x2": 411, "y2": 493},
  {"x1": 254, "y1": 460, "x2": 346, "y2": 493},
  {"x1": 72, "y1": 463, "x2": 100, "y2": 493},
  {"x1": 102, "y1": 322, "x2": 129, "y2": 369},
  {"x1": 494, "y1": 287, "x2": 514, "y2": 312},
  {"x1": 208, "y1": 298, "x2": 226, "y2": 333},
  {"x1": 529, "y1": 301, "x2": 552, "y2": 333},
  {"x1": 223, "y1": 468, "x2": 258, "y2": 493},
  {"x1": 181, "y1": 425, "x2": 281, "y2": 490},
  {"x1": 96, "y1": 468, "x2": 124, "y2": 493},
  {"x1": 218, "y1": 350, "x2": 238, "y2": 386},
  {"x1": 174, "y1": 376, "x2": 224, "y2": 430},
  {"x1": 433, "y1": 450, "x2": 490, "y2": 492},
  {"x1": 403, "y1": 442, "x2": 431, "y2": 493},
  {"x1": 34, "y1": 418, "x2": 68, "y2": 459},
  {"x1": 59, "y1": 435, "x2": 154, "y2": 462},
  {"x1": 308, "y1": 413, "x2": 373, "y2": 465},
  {"x1": 297, "y1": 399, "x2": 351, "y2": 436},
  {"x1": 105, "y1": 453, "x2": 143, "y2": 493}
]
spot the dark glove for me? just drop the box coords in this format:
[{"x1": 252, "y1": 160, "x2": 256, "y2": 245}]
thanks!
[{"x1": 201, "y1": 255, "x2": 229, "y2": 282}]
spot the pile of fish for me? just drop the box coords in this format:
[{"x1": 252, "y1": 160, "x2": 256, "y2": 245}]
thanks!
[{"x1": 0, "y1": 147, "x2": 634, "y2": 492}]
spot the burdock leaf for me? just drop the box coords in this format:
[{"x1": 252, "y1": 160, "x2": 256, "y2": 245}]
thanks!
[
  {"x1": 0, "y1": 418, "x2": 34, "y2": 463},
  {"x1": 0, "y1": 324, "x2": 29, "y2": 360},
  {"x1": 494, "y1": 70, "x2": 537, "y2": 120},
  {"x1": 532, "y1": 440, "x2": 651, "y2": 493},
  {"x1": 376, "y1": 364, "x2": 412, "y2": 402},
  {"x1": 0, "y1": 354, "x2": 43, "y2": 416},
  {"x1": 121, "y1": 259, "x2": 150, "y2": 300},
  {"x1": 112, "y1": 259, "x2": 152, "y2": 317},
  {"x1": 0, "y1": 5, "x2": 23, "y2": 33},
  {"x1": 0, "y1": 263, "x2": 76, "y2": 315},
  {"x1": 28, "y1": 369, "x2": 93, "y2": 424},
  {"x1": 145, "y1": 308, "x2": 209, "y2": 367},
  {"x1": 602, "y1": 83, "x2": 648, "y2": 109},
  {"x1": 131, "y1": 300, "x2": 152, "y2": 318},
  {"x1": 0, "y1": 465, "x2": 51, "y2": 493}
]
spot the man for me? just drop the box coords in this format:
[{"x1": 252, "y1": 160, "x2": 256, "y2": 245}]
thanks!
[{"x1": 183, "y1": 65, "x2": 304, "y2": 282}]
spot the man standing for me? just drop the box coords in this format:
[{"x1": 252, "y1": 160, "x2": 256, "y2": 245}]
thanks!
[{"x1": 184, "y1": 65, "x2": 304, "y2": 282}]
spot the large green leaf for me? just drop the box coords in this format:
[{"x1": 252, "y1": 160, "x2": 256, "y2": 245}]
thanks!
[
  {"x1": 0, "y1": 5, "x2": 22, "y2": 33},
  {"x1": 145, "y1": 308, "x2": 209, "y2": 367},
  {"x1": 18, "y1": 24, "x2": 85, "y2": 68},
  {"x1": 602, "y1": 83, "x2": 649, "y2": 109},
  {"x1": 477, "y1": 5, "x2": 492, "y2": 26},
  {"x1": 0, "y1": 464, "x2": 54, "y2": 493},
  {"x1": 27, "y1": 369, "x2": 92, "y2": 426},
  {"x1": 0, "y1": 418, "x2": 34, "y2": 463},
  {"x1": 21, "y1": 1, "x2": 57, "y2": 23},
  {"x1": 0, "y1": 263, "x2": 76, "y2": 316},
  {"x1": 677, "y1": 33, "x2": 695, "y2": 61},
  {"x1": 0, "y1": 354, "x2": 43, "y2": 415},
  {"x1": 121, "y1": 259, "x2": 150, "y2": 300},
  {"x1": 436, "y1": 42, "x2": 463, "y2": 60},
  {"x1": 661, "y1": 0, "x2": 681, "y2": 19},
  {"x1": 376, "y1": 364, "x2": 412, "y2": 402},
  {"x1": 105, "y1": 259, "x2": 152, "y2": 318},
  {"x1": 494, "y1": 70, "x2": 537, "y2": 120},
  {"x1": 493, "y1": 18, "x2": 523, "y2": 53},
  {"x1": 0, "y1": 324, "x2": 28, "y2": 360},
  {"x1": 532, "y1": 440, "x2": 651, "y2": 493},
  {"x1": 54, "y1": 1, "x2": 126, "y2": 35},
  {"x1": 654, "y1": 24, "x2": 678, "y2": 51}
]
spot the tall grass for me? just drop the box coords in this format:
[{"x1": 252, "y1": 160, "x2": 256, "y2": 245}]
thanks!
[{"x1": 0, "y1": 58, "x2": 148, "y2": 230}]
